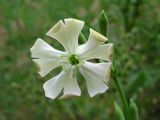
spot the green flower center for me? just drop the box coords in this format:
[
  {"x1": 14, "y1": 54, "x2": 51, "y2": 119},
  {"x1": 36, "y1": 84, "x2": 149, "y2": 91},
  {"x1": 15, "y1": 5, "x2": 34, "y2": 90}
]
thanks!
[{"x1": 69, "y1": 54, "x2": 80, "y2": 65}]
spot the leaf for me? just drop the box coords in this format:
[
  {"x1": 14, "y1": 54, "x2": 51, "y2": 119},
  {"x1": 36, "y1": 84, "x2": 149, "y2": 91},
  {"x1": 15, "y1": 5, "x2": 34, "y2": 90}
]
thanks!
[
  {"x1": 129, "y1": 99, "x2": 139, "y2": 120},
  {"x1": 114, "y1": 102, "x2": 126, "y2": 120}
]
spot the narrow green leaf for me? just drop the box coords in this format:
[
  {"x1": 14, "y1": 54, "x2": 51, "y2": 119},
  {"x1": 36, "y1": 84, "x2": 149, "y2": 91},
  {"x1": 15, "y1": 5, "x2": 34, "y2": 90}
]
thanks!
[
  {"x1": 129, "y1": 99, "x2": 139, "y2": 120},
  {"x1": 114, "y1": 102, "x2": 125, "y2": 120}
]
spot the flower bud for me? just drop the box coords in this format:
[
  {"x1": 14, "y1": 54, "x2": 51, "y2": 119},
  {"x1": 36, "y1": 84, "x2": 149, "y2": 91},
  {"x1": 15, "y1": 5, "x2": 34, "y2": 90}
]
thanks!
[{"x1": 98, "y1": 10, "x2": 108, "y2": 36}]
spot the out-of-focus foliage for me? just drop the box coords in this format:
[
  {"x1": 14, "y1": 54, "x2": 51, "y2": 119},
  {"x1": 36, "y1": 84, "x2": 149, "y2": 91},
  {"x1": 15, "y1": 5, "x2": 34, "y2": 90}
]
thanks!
[{"x1": 0, "y1": 0, "x2": 160, "y2": 120}]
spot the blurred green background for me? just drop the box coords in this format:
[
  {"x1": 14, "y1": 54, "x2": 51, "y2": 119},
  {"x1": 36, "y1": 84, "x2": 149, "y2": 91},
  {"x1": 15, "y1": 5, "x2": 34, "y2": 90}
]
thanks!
[{"x1": 0, "y1": 0, "x2": 160, "y2": 120}]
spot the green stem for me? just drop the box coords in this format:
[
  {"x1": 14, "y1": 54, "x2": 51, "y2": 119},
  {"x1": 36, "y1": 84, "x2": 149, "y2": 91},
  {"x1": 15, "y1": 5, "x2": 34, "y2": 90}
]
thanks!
[
  {"x1": 113, "y1": 77, "x2": 130, "y2": 119},
  {"x1": 98, "y1": 10, "x2": 131, "y2": 119}
]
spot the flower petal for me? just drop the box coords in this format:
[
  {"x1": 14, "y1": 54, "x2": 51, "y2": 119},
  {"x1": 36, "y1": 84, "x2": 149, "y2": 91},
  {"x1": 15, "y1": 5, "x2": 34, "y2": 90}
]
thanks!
[
  {"x1": 77, "y1": 29, "x2": 112, "y2": 61},
  {"x1": 33, "y1": 59, "x2": 62, "y2": 77},
  {"x1": 60, "y1": 68, "x2": 81, "y2": 99},
  {"x1": 46, "y1": 18, "x2": 84, "y2": 53},
  {"x1": 30, "y1": 38, "x2": 64, "y2": 59},
  {"x1": 79, "y1": 61, "x2": 111, "y2": 97},
  {"x1": 82, "y1": 43, "x2": 113, "y2": 61},
  {"x1": 43, "y1": 68, "x2": 81, "y2": 99},
  {"x1": 30, "y1": 38, "x2": 65, "y2": 77},
  {"x1": 43, "y1": 72, "x2": 64, "y2": 99}
]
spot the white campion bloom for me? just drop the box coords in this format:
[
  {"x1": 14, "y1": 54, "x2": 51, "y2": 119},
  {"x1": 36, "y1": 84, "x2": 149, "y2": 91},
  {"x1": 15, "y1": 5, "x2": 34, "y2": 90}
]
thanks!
[{"x1": 30, "y1": 18, "x2": 113, "y2": 99}]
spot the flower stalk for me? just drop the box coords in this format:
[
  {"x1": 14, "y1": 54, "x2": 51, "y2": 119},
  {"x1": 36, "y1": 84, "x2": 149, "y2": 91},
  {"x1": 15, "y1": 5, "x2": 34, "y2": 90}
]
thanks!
[
  {"x1": 111, "y1": 62, "x2": 130, "y2": 119},
  {"x1": 98, "y1": 10, "x2": 131, "y2": 120}
]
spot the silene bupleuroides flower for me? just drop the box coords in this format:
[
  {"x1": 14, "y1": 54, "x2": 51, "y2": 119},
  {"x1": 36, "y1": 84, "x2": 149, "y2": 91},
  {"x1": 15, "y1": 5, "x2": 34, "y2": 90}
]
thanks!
[{"x1": 30, "y1": 18, "x2": 113, "y2": 99}]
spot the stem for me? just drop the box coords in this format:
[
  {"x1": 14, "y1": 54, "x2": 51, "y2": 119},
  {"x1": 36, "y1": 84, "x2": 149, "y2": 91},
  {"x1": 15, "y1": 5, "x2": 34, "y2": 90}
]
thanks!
[
  {"x1": 113, "y1": 77, "x2": 130, "y2": 119},
  {"x1": 97, "y1": 10, "x2": 131, "y2": 119}
]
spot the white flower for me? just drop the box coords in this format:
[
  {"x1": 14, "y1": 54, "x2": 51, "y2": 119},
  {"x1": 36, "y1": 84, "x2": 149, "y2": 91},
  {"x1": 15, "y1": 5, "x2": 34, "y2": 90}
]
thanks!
[{"x1": 30, "y1": 18, "x2": 113, "y2": 99}]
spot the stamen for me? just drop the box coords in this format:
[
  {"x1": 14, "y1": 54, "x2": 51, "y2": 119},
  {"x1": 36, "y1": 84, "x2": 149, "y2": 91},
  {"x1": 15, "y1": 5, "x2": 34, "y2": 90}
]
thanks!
[{"x1": 69, "y1": 54, "x2": 80, "y2": 65}]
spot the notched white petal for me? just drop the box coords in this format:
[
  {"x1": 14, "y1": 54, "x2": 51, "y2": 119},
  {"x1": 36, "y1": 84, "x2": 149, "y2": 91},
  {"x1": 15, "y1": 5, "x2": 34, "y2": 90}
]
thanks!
[
  {"x1": 46, "y1": 20, "x2": 64, "y2": 39},
  {"x1": 43, "y1": 69, "x2": 81, "y2": 99},
  {"x1": 62, "y1": 68, "x2": 81, "y2": 97},
  {"x1": 30, "y1": 38, "x2": 64, "y2": 58},
  {"x1": 90, "y1": 29, "x2": 108, "y2": 42},
  {"x1": 30, "y1": 38, "x2": 65, "y2": 77},
  {"x1": 43, "y1": 72, "x2": 64, "y2": 99},
  {"x1": 33, "y1": 59, "x2": 61, "y2": 77},
  {"x1": 77, "y1": 29, "x2": 113, "y2": 61},
  {"x1": 93, "y1": 43, "x2": 113, "y2": 61},
  {"x1": 80, "y1": 43, "x2": 113, "y2": 61},
  {"x1": 64, "y1": 18, "x2": 84, "y2": 29},
  {"x1": 80, "y1": 61, "x2": 111, "y2": 97},
  {"x1": 46, "y1": 18, "x2": 84, "y2": 53}
]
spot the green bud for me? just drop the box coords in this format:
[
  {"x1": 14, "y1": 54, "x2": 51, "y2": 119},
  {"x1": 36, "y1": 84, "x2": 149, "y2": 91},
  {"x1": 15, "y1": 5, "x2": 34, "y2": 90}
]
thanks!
[
  {"x1": 129, "y1": 99, "x2": 139, "y2": 120},
  {"x1": 98, "y1": 10, "x2": 108, "y2": 36},
  {"x1": 79, "y1": 32, "x2": 86, "y2": 44},
  {"x1": 114, "y1": 102, "x2": 126, "y2": 120}
]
